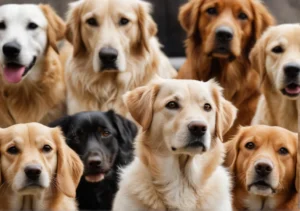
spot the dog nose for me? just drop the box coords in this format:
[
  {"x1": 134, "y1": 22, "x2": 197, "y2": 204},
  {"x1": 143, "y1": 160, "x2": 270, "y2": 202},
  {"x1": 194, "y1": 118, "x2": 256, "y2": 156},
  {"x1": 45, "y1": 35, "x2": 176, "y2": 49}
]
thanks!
[
  {"x1": 255, "y1": 162, "x2": 273, "y2": 177},
  {"x1": 284, "y1": 64, "x2": 300, "y2": 78},
  {"x1": 88, "y1": 157, "x2": 102, "y2": 168},
  {"x1": 188, "y1": 121, "x2": 207, "y2": 136},
  {"x1": 24, "y1": 164, "x2": 42, "y2": 180},
  {"x1": 2, "y1": 41, "x2": 21, "y2": 59},
  {"x1": 216, "y1": 26, "x2": 233, "y2": 42},
  {"x1": 99, "y1": 47, "x2": 118, "y2": 63}
]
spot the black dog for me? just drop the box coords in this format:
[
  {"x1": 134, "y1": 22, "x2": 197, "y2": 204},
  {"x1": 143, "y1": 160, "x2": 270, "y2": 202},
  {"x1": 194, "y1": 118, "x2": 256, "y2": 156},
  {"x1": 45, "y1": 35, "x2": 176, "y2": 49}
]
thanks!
[{"x1": 49, "y1": 110, "x2": 137, "y2": 210}]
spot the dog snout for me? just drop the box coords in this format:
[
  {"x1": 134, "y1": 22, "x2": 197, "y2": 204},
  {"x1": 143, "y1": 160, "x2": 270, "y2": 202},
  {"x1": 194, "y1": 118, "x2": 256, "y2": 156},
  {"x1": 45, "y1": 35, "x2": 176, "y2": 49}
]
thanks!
[
  {"x1": 215, "y1": 26, "x2": 233, "y2": 42},
  {"x1": 284, "y1": 63, "x2": 300, "y2": 78},
  {"x1": 99, "y1": 47, "x2": 118, "y2": 63},
  {"x1": 24, "y1": 164, "x2": 42, "y2": 181},
  {"x1": 255, "y1": 161, "x2": 273, "y2": 177},
  {"x1": 188, "y1": 121, "x2": 207, "y2": 137},
  {"x1": 3, "y1": 41, "x2": 21, "y2": 59},
  {"x1": 88, "y1": 156, "x2": 102, "y2": 169}
]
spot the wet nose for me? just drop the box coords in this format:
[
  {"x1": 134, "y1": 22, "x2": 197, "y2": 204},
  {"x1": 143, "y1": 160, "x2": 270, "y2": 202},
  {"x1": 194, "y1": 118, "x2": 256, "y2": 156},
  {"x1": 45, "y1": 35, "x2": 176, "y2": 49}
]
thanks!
[
  {"x1": 88, "y1": 156, "x2": 102, "y2": 168},
  {"x1": 99, "y1": 47, "x2": 118, "y2": 63},
  {"x1": 24, "y1": 164, "x2": 42, "y2": 180},
  {"x1": 2, "y1": 41, "x2": 21, "y2": 59},
  {"x1": 255, "y1": 162, "x2": 273, "y2": 177},
  {"x1": 188, "y1": 121, "x2": 207, "y2": 137},
  {"x1": 215, "y1": 26, "x2": 233, "y2": 42},
  {"x1": 284, "y1": 64, "x2": 300, "y2": 78}
]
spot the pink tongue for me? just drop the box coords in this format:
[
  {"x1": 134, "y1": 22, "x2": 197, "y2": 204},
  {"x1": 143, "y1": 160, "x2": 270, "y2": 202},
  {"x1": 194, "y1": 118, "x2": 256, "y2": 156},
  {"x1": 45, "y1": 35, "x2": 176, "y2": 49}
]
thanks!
[
  {"x1": 3, "y1": 66, "x2": 25, "y2": 83},
  {"x1": 285, "y1": 86, "x2": 300, "y2": 94}
]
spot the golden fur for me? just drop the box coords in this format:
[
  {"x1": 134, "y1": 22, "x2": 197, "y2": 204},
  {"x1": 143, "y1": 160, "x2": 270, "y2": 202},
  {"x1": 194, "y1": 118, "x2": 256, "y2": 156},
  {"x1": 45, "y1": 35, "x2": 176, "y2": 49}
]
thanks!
[
  {"x1": 65, "y1": 0, "x2": 177, "y2": 116},
  {"x1": 0, "y1": 123, "x2": 83, "y2": 211},
  {"x1": 113, "y1": 79, "x2": 237, "y2": 211},
  {"x1": 225, "y1": 125, "x2": 298, "y2": 211},
  {"x1": 177, "y1": 0, "x2": 275, "y2": 141}
]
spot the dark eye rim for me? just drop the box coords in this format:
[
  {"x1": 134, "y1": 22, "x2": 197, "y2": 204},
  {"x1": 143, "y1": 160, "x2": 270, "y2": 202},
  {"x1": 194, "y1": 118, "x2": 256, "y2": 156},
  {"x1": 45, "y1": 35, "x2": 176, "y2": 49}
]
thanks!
[
  {"x1": 119, "y1": 17, "x2": 130, "y2": 26},
  {"x1": 0, "y1": 21, "x2": 6, "y2": 30},
  {"x1": 206, "y1": 7, "x2": 218, "y2": 15},
  {"x1": 204, "y1": 103, "x2": 212, "y2": 112},
  {"x1": 166, "y1": 101, "x2": 180, "y2": 110},
  {"x1": 7, "y1": 146, "x2": 19, "y2": 154},
  {"x1": 245, "y1": 142, "x2": 255, "y2": 150},
  {"x1": 42, "y1": 144, "x2": 53, "y2": 153},
  {"x1": 238, "y1": 12, "x2": 248, "y2": 20},
  {"x1": 27, "y1": 22, "x2": 38, "y2": 30},
  {"x1": 86, "y1": 17, "x2": 98, "y2": 27},
  {"x1": 272, "y1": 45, "x2": 284, "y2": 54},
  {"x1": 278, "y1": 147, "x2": 289, "y2": 155}
]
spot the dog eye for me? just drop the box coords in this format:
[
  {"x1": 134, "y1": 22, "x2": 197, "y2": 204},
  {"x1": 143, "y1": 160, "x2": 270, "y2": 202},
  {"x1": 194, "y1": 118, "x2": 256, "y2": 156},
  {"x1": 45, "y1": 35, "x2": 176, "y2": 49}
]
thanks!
[
  {"x1": 272, "y1": 46, "x2": 284, "y2": 54},
  {"x1": 204, "y1": 103, "x2": 212, "y2": 112},
  {"x1": 0, "y1": 21, "x2": 6, "y2": 30},
  {"x1": 278, "y1": 147, "x2": 289, "y2": 155},
  {"x1": 166, "y1": 101, "x2": 180, "y2": 110},
  {"x1": 238, "y1": 12, "x2": 248, "y2": 20},
  {"x1": 86, "y1": 18, "x2": 98, "y2": 27},
  {"x1": 27, "y1": 22, "x2": 38, "y2": 30},
  {"x1": 119, "y1": 18, "x2": 129, "y2": 26},
  {"x1": 42, "y1": 145, "x2": 52, "y2": 153},
  {"x1": 7, "y1": 146, "x2": 19, "y2": 155},
  {"x1": 206, "y1": 7, "x2": 218, "y2": 15},
  {"x1": 245, "y1": 142, "x2": 255, "y2": 150},
  {"x1": 101, "y1": 130, "x2": 111, "y2": 137}
]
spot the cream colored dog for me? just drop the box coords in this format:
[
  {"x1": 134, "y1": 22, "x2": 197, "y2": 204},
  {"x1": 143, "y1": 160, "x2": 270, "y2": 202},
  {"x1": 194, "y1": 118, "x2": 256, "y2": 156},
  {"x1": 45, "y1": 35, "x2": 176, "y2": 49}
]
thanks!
[
  {"x1": 250, "y1": 24, "x2": 300, "y2": 132},
  {"x1": 113, "y1": 79, "x2": 237, "y2": 211}
]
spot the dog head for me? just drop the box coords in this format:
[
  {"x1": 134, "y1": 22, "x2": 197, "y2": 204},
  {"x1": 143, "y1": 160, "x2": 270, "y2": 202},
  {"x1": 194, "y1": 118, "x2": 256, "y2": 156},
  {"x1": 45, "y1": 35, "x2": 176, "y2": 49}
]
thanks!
[
  {"x1": 179, "y1": 0, "x2": 274, "y2": 60},
  {"x1": 0, "y1": 123, "x2": 83, "y2": 198},
  {"x1": 225, "y1": 125, "x2": 298, "y2": 197},
  {"x1": 0, "y1": 4, "x2": 65, "y2": 84},
  {"x1": 49, "y1": 110, "x2": 137, "y2": 183},
  {"x1": 124, "y1": 79, "x2": 237, "y2": 156},
  {"x1": 250, "y1": 24, "x2": 300, "y2": 99},
  {"x1": 66, "y1": 0, "x2": 157, "y2": 73}
]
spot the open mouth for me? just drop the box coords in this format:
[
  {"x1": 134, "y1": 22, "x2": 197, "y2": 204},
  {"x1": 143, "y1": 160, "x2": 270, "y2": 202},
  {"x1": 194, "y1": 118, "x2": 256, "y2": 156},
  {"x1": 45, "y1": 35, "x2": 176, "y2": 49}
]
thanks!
[
  {"x1": 101, "y1": 63, "x2": 118, "y2": 72},
  {"x1": 248, "y1": 180, "x2": 275, "y2": 192},
  {"x1": 85, "y1": 173, "x2": 106, "y2": 183},
  {"x1": 281, "y1": 83, "x2": 300, "y2": 97},
  {"x1": 2, "y1": 57, "x2": 36, "y2": 83},
  {"x1": 186, "y1": 141, "x2": 206, "y2": 151}
]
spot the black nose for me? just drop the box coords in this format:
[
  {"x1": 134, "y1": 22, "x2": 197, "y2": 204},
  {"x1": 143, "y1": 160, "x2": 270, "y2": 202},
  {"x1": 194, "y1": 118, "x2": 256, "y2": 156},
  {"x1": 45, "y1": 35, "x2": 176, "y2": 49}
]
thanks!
[
  {"x1": 284, "y1": 64, "x2": 300, "y2": 78},
  {"x1": 99, "y1": 47, "x2": 118, "y2": 63},
  {"x1": 2, "y1": 41, "x2": 21, "y2": 59},
  {"x1": 216, "y1": 26, "x2": 233, "y2": 42},
  {"x1": 24, "y1": 164, "x2": 42, "y2": 180},
  {"x1": 188, "y1": 121, "x2": 207, "y2": 136},
  {"x1": 88, "y1": 157, "x2": 102, "y2": 168},
  {"x1": 255, "y1": 162, "x2": 273, "y2": 177}
]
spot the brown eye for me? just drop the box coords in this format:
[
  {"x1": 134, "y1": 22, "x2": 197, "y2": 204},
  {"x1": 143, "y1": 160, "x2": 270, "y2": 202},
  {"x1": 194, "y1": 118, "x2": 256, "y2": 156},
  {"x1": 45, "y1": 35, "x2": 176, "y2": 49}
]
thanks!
[
  {"x1": 204, "y1": 103, "x2": 212, "y2": 112},
  {"x1": 101, "y1": 130, "x2": 111, "y2": 137},
  {"x1": 238, "y1": 12, "x2": 248, "y2": 20},
  {"x1": 245, "y1": 142, "x2": 255, "y2": 150},
  {"x1": 86, "y1": 18, "x2": 98, "y2": 27},
  {"x1": 42, "y1": 145, "x2": 52, "y2": 153},
  {"x1": 166, "y1": 101, "x2": 180, "y2": 110},
  {"x1": 7, "y1": 146, "x2": 19, "y2": 154},
  {"x1": 206, "y1": 7, "x2": 218, "y2": 15},
  {"x1": 278, "y1": 147, "x2": 289, "y2": 155},
  {"x1": 119, "y1": 18, "x2": 129, "y2": 26},
  {"x1": 272, "y1": 46, "x2": 284, "y2": 54}
]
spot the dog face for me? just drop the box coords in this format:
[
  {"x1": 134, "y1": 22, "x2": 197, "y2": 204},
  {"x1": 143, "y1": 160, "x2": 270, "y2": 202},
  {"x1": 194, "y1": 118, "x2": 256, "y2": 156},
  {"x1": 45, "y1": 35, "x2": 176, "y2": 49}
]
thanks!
[
  {"x1": 49, "y1": 111, "x2": 137, "y2": 183},
  {"x1": 124, "y1": 79, "x2": 237, "y2": 156},
  {"x1": 225, "y1": 125, "x2": 297, "y2": 197},
  {"x1": 0, "y1": 4, "x2": 65, "y2": 84},
  {"x1": 250, "y1": 24, "x2": 300, "y2": 99},
  {"x1": 0, "y1": 123, "x2": 83, "y2": 198},
  {"x1": 179, "y1": 0, "x2": 274, "y2": 60},
  {"x1": 66, "y1": 0, "x2": 157, "y2": 73}
]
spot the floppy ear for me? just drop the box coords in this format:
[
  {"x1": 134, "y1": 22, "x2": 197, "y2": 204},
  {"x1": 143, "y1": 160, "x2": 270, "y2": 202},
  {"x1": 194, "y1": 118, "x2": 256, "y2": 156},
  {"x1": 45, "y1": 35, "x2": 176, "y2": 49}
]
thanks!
[
  {"x1": 137, "y1": 1, "x2": 157, "y2": 53},
  {"x1": 48, "y1": 115, "x2": 71, "y2": 136},
  {"x1": 123, "y1": 84, "x2": 160, "y2": 131},
  {"x1": 52, "y1": 128, "x2": 83, "y2": 198},
  {"x1": 66, "y1": 1, "x2": 86, "y2": 56},
  {"x1": 39, "y1": 4, "x2": 66, "y2": 54},
  {"x1": 210, "y1": 80, "x2": 237, "y2": 141}
]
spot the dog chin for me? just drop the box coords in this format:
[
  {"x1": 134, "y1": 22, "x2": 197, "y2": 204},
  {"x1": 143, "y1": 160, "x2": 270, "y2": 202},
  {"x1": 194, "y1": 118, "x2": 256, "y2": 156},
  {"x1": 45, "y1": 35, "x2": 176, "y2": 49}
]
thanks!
[{"x1": 248, "y1": 185, "x2": 274, "y2": 197}]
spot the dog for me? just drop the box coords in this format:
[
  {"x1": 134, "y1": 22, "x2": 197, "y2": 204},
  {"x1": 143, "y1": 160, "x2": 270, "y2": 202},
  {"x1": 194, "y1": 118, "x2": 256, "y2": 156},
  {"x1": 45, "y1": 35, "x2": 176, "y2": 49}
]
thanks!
[
  {"x1": 225, "y1": 125, "x2": 298, "y2": 211},
  {"x1": 0, "y1": 123, "x2": 83, "y2": 211},
  {"x1": 177, "y1": 0, "x2": 275, "y2": 140},
  {"x1": 250, "y1": 24, "x2": 300, "y2": 132},
  {"x1": 64, "y1": 0, "x2": 177, "y2": 116},
  {"x1": 49, "y1": 110, "x2": 137, "y2": 210},
  {"x1": 113, "y1": 79, "x2": 237, "y2": 211},
  {"x1": 0, "y1": 4, "x2": 66, "y2": 127}
]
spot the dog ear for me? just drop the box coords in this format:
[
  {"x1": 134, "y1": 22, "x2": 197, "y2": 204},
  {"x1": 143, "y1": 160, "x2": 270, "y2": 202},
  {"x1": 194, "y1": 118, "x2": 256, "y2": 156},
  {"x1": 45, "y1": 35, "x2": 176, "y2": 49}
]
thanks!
[
  {"x1": 210, "y1": 80, "x2": 237, "y2": 142},
  {"x1": 48, "y1": 115, "x2": 71, "y2": 137},
  {"x1": 39, "y1": 4, "x2": 66, "y2": 54},
  {"x1": 123, "y1": 84, "x2": 160, "y2": 131},
  {"x1": 0, "y1": 128, "x2": 2, "y2": 185},
  {"x1": 66, "y1": 1, "x2": 86, "y2": 56},
  {"x1": 52, "y1": 128, "x2": 83, "y2": 198},
  {"x1": 137, "y1": 1, "x2": 157, "y2": 53},
  {"x1": 295, "y1": 132, "x2": 299, "y2": 192}
]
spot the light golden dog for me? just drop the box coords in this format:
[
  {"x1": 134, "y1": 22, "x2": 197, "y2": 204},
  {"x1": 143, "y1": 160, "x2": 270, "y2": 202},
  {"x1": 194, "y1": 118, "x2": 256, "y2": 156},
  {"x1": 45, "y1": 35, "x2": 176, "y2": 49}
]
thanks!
[
  {"x1": 225, "y1": 125, "x2": 298, "y2": 211},
  {"x1": 65, "y1": 0, "x2": 177, "y2": 116},
  {"x1": 0, "y1": 123, "x2": 83, "y2": 210},
  {"x1": 0, "y1": 4, "x2": 66, "y2": 127},
  {"x1": 113, "y1": 79, "x2": 237, "y2": 211},
  {"x1": 177, "y1": 0, "x2": 275, "y2": 141},
  {"x1": 250, "y1": 24, "x2": 300, "y2": 132}
]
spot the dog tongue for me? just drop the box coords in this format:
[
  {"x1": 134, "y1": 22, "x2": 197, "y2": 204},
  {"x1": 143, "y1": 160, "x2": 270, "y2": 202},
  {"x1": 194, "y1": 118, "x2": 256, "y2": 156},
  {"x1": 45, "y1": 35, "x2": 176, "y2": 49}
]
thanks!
[
  {"x1": 85, "y1": 174, "x2": 105, "y2": 183},
  {"x1": 285, "y1": 86, "x2": 300, "y2": 94},
  {"x1": 3, "y1": 66, "x2": 25, "y2": 83}
]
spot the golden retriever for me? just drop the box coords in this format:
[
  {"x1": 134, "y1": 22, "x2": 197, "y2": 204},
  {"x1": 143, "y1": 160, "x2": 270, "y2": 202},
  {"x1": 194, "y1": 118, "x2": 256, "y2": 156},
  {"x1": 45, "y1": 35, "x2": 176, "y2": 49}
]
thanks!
[
  {"x1": 177, "y1": 0, "x2": 275, "y2": 140},
  {"x1": 65, "y1": 0, "x2": 177, "y2": 116},
  {"x1": 113, "y1": 79, "x2": 237, "y2": 211},
  {"x1": 225, "y1": 125, "x2": 298, "y2": 211},
  {"x1": 0, "y1": 123, "x2": 83, "y2": 210},
  {"x1": 0, "y1": 4, "x2": 66, "y2": 127},
  {"x1": 250, "y1": 24, "x2": 300, "y2": 132}
]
